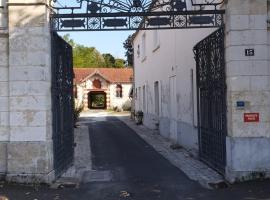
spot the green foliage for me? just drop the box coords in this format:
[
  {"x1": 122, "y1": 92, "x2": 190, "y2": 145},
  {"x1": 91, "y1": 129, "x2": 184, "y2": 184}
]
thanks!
[
  {"x1": 122, "y1": 100, "x2": 131, "y2": 111},
  {"x1": 74, "y1": 99, "x2": 84, "y2": 127},
  {"x1": 73, "y1": 45, "x2": 105, "y2": 68},
  {"x1": 114, "y1": 58, "x2": 125, "y2": 68},
  {"x1": 62, "y1": 34, "x2": 126, "y2": 68},
  {"x1": 91, "y1": 94, "x2": 106, "y2": 108},
  {"x1": 103, "y1": 53, "x2": 115, "y2": 67},
  {"x1": 123, "y1": 34, "x2": 134, "y2": 67},
  {"x1": 63, "y1": 34, "x2": 76, "y2": 47}
]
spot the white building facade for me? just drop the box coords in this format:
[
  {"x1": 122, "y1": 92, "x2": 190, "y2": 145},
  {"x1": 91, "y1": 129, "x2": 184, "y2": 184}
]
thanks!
[
  {"x1": 74, "y1": 68, "x2": 133, "y2": 111},
  {"x1": 133, "y1": 0, "x2": 270, "y2": 182}
]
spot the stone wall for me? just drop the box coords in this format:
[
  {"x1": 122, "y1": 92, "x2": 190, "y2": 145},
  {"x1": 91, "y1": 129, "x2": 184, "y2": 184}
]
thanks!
[
  {"x1": 225, "y1": 0, "x2": 270, "y2": 182},
  {"x1": 0, "y1": 0, "x2": 55, "y2": 183},
  {"x1": 0, "y1": 0, "x2": 9, "y2": 179}
]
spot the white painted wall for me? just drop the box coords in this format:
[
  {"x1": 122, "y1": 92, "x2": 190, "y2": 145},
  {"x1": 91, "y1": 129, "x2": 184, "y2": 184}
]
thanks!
[
  {"x1": 133, "y1": 28, "x2": 214, "y2": 152},
  {"x1": 109, "y1": 83, "x2": 132, "y2": 109},
  {"x1": 76, "y1": 75, "x2": 132, "y2": 110}
]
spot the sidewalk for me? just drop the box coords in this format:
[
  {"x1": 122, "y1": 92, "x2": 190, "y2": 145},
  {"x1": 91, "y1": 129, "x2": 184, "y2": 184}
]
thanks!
[{"x1": 118, "y1": 116, "x2": 226, "y2": 189}]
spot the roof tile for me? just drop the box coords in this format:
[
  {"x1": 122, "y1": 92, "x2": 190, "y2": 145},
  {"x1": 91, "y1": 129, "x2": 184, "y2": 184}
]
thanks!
[{"x1": 74, "y1": 68, "x2": 133, "y2": 84}]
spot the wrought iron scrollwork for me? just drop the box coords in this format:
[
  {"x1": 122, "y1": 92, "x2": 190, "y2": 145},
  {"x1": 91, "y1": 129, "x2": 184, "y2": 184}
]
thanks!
[
  {"x1": 50, "y1": 0, "x2": 225, "y2": 31},
  {"x1": 194, "y1": 27, "x2": 227, "y2": 174}
]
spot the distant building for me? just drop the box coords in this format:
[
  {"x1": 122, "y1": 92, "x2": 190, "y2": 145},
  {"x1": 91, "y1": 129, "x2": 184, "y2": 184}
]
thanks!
[{"x1": 74, "y1": 68, "x2": 133, "y2": 110}]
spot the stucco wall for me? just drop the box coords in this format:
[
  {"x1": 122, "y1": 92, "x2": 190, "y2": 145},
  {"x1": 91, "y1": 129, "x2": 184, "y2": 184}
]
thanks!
[
  {"x1": 109, "y1": 83, "x2": 132, "y2": 110},
  {"x1": 133, "y1": 28, "x2": 214, "y2": 152},
  {"x1": 76, "y1": 74, "x2": 132, "y2": 110}
]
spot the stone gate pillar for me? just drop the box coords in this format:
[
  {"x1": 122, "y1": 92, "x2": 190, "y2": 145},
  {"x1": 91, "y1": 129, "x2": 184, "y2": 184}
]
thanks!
[
  {"x1": 7, "y1": 0, "x2": 54, "y2": 182},
  {"x1": 225, "y1": 0, "x2": 270, "y2": 182},
  {"x1": 0, "y1": 0, "x2": 8, "y2": 179}
]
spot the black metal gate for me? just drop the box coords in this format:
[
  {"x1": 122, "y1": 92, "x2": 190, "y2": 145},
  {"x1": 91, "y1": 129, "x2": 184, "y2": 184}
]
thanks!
[
  {"x1": 194, "y1": 27, "x2": 227, "y2": 173},
  {"x1": 51, "y1": 32, "x2": 74, "y2": 177}
]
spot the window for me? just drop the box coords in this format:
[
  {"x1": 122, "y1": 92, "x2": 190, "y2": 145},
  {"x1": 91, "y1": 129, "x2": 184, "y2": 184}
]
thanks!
[
  {"x1": 141, "y1": 33, "x2": 146, "y2": 60},
  {"x1": 116, "y1": 84, "x2": 123, "y2": 98},
  {"x1": 92, "y1": 79, "x2": 101, "y2": 89},
  {"x1": 137, "y1": 44, "x2": 140, "y2": 57},
  {"x1": 153, "y1": 30, "x2": 160, "y2": 51}
]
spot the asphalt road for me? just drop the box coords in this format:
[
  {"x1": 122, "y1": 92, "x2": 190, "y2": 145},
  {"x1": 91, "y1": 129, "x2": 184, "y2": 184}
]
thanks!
[{"x1": 1, "y1": 116, "x2": 270, "y2": 200}]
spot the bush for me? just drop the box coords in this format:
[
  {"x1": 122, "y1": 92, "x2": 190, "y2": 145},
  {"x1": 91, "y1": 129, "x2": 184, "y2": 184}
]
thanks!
[
  {"x1": 74, "y1": 99, "x2": 84, "y2": 127},
  {"x1": 122, "y1": 100, "x2": 131, "y2": 111}
]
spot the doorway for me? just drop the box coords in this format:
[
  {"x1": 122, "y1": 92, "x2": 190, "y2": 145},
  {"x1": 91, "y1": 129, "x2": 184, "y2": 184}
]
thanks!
[
  {"x1": 169, "y1": 76, "x2": 177, "y2": 143},
  {"x1": 88, "y1": 91, "x2": 107, "y2": 109}
]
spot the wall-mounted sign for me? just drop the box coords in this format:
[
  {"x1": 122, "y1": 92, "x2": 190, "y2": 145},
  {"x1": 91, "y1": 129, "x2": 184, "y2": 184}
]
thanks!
[
  {"x1": 236, "y1": 101, "x2": 245, "y2": 109},
  {"x1": 245, "y1": 49, "x2": 255, "y2": 56},
  {"x1": 244, "y1": 113, "x2": 259, "y2": 122}
]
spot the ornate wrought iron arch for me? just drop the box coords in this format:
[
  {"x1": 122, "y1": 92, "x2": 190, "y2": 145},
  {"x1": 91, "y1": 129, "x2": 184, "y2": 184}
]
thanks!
[{"x1": 50, "y1": 0, "x2": 225, "y2": 31}]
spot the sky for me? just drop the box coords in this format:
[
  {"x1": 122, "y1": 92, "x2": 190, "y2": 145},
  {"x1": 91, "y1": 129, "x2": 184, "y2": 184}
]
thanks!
[{"x1": 59, "y1": 31, "x2": 134, "y2": 59}]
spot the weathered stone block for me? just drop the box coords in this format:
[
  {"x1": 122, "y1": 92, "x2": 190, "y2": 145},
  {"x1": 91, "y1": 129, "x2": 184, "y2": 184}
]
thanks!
[
  {"x1": 0, "y1": 142, "x2": 7, "y2": 173},
  {"x1": 250, "y1": 76, "x2": 269, "y2": 91},
  {"x1": 0, "y1": 67, "x2": 8, "y2": 81},
  {"x1": 10, "y1": 96, "x2": 51, "y2": 111},
  {"x1": 0, "y1": 126, "x2": 9, "y2": 141},
  {"x1": 0, "y1": 82, "x2": 8, "y2": 97},
  {"x1": 8, "y1": 51, "x2": 27, "y2": 67},
  {"x1": 226, "y1": 45, "x2": 268, "y2": 62},
  {"x1": 9, "y1": 5, "x2": 47, "y2": 28},
  {"x1": 10, "y1": 111, "x2": 47, "y2": 127},
  {"x1": 9, "y1": 35, "x2": 49, "y2": 52},
  {"x1": 10, "y1": 81, "x2": 50, "y2": 96},
  {"x1": 10, "y1": 126, "x2": 47, "y2": 142},
  {"x1": 226, "y1": 30, "x2": 268, "y2": 46},
  {"x1": 226, "y1": 76, "x2": 250, "y2": 92},
  {"x1": 7, "y1": 141, "x2": 53, "y2": 174},
  {"x1": 0, "y1": 97, "x2": 8, "y2": 112},
  {"x1": 9, "y1": 67, "x2": 47, "y2": 81},
  {"x1": 0, "y1": 112, "x2": 9, "y2": 127},
  {"x1": 226, "y1": 137, "x2": 270, "y2": 183},
  {"x1": 227, "y1": 0, "x2": 267, "y2": 15}
]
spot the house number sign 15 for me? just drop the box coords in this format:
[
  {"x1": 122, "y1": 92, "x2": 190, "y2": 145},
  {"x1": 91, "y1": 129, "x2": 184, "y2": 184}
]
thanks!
[{"x1": 245, "y1": 49, "x2": 255, "y2": 56}]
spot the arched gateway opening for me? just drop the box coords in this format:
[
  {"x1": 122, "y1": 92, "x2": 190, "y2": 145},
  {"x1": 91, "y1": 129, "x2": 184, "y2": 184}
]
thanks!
[
  {"x1": 50, "y1": 0, "x2": 226, "y2": 177},
  {"x1": 88, "y1": 91, "x2": 107, "y2": 109}
]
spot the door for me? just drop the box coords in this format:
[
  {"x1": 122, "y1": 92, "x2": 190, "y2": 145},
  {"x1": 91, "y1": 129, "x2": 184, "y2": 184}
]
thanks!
[
  {"x1": 154, "y1": 81, "x2": 159, "y2": 116},
  {"x1": 169, "y1": 76, "x2": 177, "y2": 143}
]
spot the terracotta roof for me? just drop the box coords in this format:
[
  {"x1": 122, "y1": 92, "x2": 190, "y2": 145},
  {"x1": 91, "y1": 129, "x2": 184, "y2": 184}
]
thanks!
[{"x1": 74, "y1": 68, "x2": 133, "y2": 84}]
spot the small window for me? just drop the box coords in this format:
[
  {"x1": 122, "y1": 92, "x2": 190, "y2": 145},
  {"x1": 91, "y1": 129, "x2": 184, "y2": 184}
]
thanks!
[
  {"x1": 137, "y1": 44, "x2": 140, "y2": 57},
  {"x1": 141, "y1": 33, "x2": 146, "y2": 60},
  {"x1": 116, "y1": 84, "x2": 123, "y2": 98},
  {"x1": 93, "y1": 79, "x2": 101, "y2": 89}
]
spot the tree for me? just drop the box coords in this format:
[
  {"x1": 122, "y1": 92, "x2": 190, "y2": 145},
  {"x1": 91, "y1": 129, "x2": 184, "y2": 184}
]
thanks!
[
  {"x1": 102, "y1": 53, "x2": 116, "y2": 67},
  {"x1": 114, "y1": 58, "x2": 125, "y2": 68},
  {"x1": 73, "y1": 45, "x2": 105, "y2": 68},
  {"x1": 62, "y1": 34, "x2": 76, "y2": 47},
  {"x1": 62, "y1": 34, "x2": 125, "y2": 68},
  {"x1": 123, "y1": 34, "x2": 134, "y2": 67}
]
